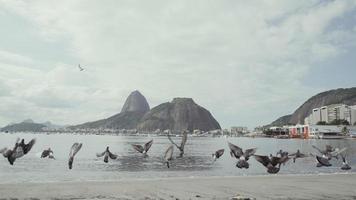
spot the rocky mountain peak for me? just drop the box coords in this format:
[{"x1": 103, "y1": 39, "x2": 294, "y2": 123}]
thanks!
[{"x1": 121, "y1": 90, "x2": 150, "y2": 113}]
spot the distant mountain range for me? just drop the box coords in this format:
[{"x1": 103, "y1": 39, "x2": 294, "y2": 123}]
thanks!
[
  {"x1": 70, "y1": 90, "x2": 221, "y2": 132},
  {"x1": 270, "y1": 87, "x2": 356, "y2": 126},
  {"x1": 0, "y1": 119, "x2": 64, "y2": 132}
]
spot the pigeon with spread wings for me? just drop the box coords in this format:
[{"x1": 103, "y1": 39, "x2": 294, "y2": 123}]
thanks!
[
  {"x1": 228, "y1": 142, "x2": 256, "y2": 169},
  {"x1": 212, "y1": 149, "x2": 225, "y2": 161},
  {"x1": 68, "y1": 143, "x2": 82, "y2": 169},
  {"x1": 97, "y1": 146, "x2": 118, "y2": 163},
  {"x1": 168, "y1": 131, "x2": 188, "y2": 157},
  {"x1": 254, "y1": 154, "x2": 284, "y2": 174},
  {"x1": 132, "y1": 139, "x2": 153, "y2": 157}
]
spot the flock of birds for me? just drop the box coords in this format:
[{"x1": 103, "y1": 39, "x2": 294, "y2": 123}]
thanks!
[{"x1": 0, "y1": 133, "x2": 353, "y2": 173}]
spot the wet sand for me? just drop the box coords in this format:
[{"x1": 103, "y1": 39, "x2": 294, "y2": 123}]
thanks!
[{"x1": 0, "y1": 174, "x2": 355, "y2": 200}]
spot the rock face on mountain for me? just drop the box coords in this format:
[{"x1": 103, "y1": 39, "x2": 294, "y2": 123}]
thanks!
[
  {"x1": 137, "y1": 98, "x2": 221, "y2": 132},
  {"x1": 121, "y1": 90, "x2": 150, "y2": 113},
  {"x1": 70, "y1": 90, "x2": 150, "y2": 129},
  {"x1": 1, "y1": 120, "x2": 45, "y2": 132},
  {"x1": 270, "y1": 87, "x2": 356, "y2": 125}
]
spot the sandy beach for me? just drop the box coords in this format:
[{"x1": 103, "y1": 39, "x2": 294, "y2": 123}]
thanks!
[{"x1": 0, "y1": 173, "x2": 355, "y2": 200}]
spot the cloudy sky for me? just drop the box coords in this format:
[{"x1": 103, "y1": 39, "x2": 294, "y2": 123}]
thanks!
[{"x1": 1, "y1": 0, "x2": 356, "y2": 129}]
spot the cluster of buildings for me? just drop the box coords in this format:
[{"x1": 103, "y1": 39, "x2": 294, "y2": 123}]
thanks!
[{"x1": 304, "y1": 104, "x2": 356, "y2": 125}]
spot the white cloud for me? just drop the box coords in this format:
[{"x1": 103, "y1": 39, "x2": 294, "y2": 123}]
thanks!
[{"x1": 0, "y1": 0, "x2": 356, "y2": 128}]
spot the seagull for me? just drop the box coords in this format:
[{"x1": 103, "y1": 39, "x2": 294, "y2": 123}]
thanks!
[
  {"x1": 78, "y1": 64, "x2": 84, "y2": 71},
  {"x1": 164, "y1": 145, "x2": 174, "y2": 168},
  {"x1": 0, "y1": 138, "x2": 36, "y2": 165},
  {"x1": 131, "y1": 139, "x2": 153, "y2": 157},
  {"x1": 289, "y1": 149, "x2": 308, "y2": 163},
  {"x1": 212, "y1": 149, "x2": 225, "y2": 161},
  {"x1": 97, "y1": 146, "x2": 118, "y2": 163},
  {"x1": 168, "y1": 131, "x2": 188, "y2": 157},
  {"x1": 68, "y1": 143, "x2": 82, "y2": 169},
  {"x1": 340, "y1": 154, "x2": 351, "y2": 170},
  {"x1": 41, "y1": 148, "x2": 55, "y2": 159},
  {"x1": 254, "y1": 155, "x2": 284, "y2": 174},
  {"x1": 228, "y1": 142, "x2": 256, "y2": 169}
]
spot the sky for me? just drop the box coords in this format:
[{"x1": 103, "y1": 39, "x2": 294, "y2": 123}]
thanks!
[{"x1": 1, "y1": 0, "x2": 356, "y2": 129}]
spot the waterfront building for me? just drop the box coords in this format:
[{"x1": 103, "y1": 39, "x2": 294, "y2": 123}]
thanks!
[{"x1": 305, "y1": 104, "x2": 356, "y2": 125}]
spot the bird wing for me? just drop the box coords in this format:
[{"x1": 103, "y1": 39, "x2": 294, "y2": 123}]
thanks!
[
  {"x1": 96, "y1": 151, "x2": 105, "y2": 157},
  {"x1": 69, "y1": 143, "x2": 82, "y2": 157},
  {"x1": 227, "y1": 142, "x2": 243, "y2": 158},
  {"x1": 316, "y1": 155, "x2": 331, "y2": 166},
  {"x1": 331, "y1": 147, "x2": 347, "y2": 157},
  {"x1": 244, "y1": 148, "x2": 257, "y2": 159},
  {"x1": 270, "y1": 156, "x2": 284, "y2": 166},
  {"x1": 0, "y1": 148, "x2": 11, "y2": 157},
  {"x1": 167, "y1": 134, "x2": 180, "y2": 149},
  {"x1": 164, "y1": 145, "x2": 174, "y2": 161},
  {"x1": 312, "y1": 145, "x2": 324, "y2": 154},
  {"x1": 23, "y1": 139, "x2": 36, "y2": 154},
  {"x1": 144, "y1": 140, "x2": 153, "y2": 152},
  {"x1": 254, "y1": 155, "x2": 271, "y2": 168},
  {"x1": 108, "y1": 151, "x2": 118, "y2": 159},
  {"x1": 132, "y1": 144, "x2": 144, "y2": 153},
  {"x1": 215, "y1": 149, "x2": 225, "y2": 158},
  {"x1": 180, "y1": 132, "x2": 188, "y2": 149}
]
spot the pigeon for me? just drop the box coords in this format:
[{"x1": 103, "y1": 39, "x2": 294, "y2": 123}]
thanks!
[
  {"x1": 289, "y1": 150, "x2": 308, "y2": 163},
  {"x1": 78, "y1": 64, "x2": 84, "y2": 71},
  {"x1": 254, "y1": 155, "x2": 284, "y2": 174},
  {"x1": 41, "y1": 148, "x2": 55, "y2": 159},
  {"x1": 212, "y1": 149, "x2": 225, "y2": 161},
  {"x1": 132, "y1": 139, "x2": 153, "y2": 157},
  {"x1": 316, "y1": 155, "x2": 332, "y2": 167},
  {"x1": 340, "y1": 154, "x2": 351, "y2": 170},
  {"x1": 1, "y1": 138, "x2": 36, "y2": 165},
  {"x1": 164, "y1": 145, "x2": 174, "y2": 168},
  {"x1": 68, "y1": 143, "x2": 82, "y2": 169},
  {"x1": 97, "y1": 146, "x2": 118, "y2": 163},
  {"x1": 168, "y1": 131, "x2": 188, "y2": 157},
  {"x1": 228, "y1": 142, "x2": 256, "y2": 169},
  {"x1": 276, "y1": 150, "x2": 290, "y2": 165},
  {"x1": 313, "y1": 145, "x2": 346, "y2": 161}
]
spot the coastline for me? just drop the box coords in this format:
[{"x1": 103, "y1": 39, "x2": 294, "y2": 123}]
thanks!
[{"x1": 1, "y1": 173, "x2": 356, "y2": 199}]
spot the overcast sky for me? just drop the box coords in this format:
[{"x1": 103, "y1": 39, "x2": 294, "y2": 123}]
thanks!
[{"x1": 1, "y1": 0, "x2": 356, "y2": 129}]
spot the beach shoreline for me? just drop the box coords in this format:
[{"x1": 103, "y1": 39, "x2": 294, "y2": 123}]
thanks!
[{"x1": 1, "y1": 173, "x2": 356, "y2": 200}]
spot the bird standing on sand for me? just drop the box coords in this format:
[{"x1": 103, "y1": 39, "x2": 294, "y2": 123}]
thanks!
[
  {"x1": 228, "y1": 142, "x2": 256, "y2": 169},
  {"x1": 97, "y1": 146, "x2": 118, "y2": 163},
  {"x1": 131, "y1": 139, "x2": 153, "y2": 157},
  {"x1": 0, "y1": 138, "x2": 36, "y2": 165},
  {"x1": 78, "y1": 64, "x2": 84, "y2": 71},
  {"x1": 68, "y1": 143, "x2": 82, "y2": 169},
  {"x1": 212, "y1": 149, "x2": 225, "y2": 161},
  {"x1": 254, "y1": 154, "x2": 284, "y2": 174},
  {"x1": 340, "y1": 154, "x2": 351, "y2": 170},
  {"x1": 168, "y1": 131, "x2": 188, "y2": 157},
  {"x1": 164, "y1": 145, "x2": 174, "y2": 168},
  {"x1": 41, "y1": 148, "x2": 55, "y2": 159}
]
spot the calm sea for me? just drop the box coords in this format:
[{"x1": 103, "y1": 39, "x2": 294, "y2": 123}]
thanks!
[{"x1": 0, "y1": 132, "x2": 355, "y2": 183}]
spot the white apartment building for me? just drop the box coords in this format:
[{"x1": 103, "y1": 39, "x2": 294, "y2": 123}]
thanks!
[{"x1": 305, "y1": 104, "x2": 356, "y2": 125}]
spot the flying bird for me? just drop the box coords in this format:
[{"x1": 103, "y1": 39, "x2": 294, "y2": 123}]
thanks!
[
  {"x1": 68, "y1": 143, "x2": 82, "y2": 169},
  {"x1": 289, "y1": 149, "x2": 308, "y2": 163},
  {"x1": 228, "y1": 142, "x2": 256, "y2": 169},
  {"x1": 340, "y1": 154, "x2": 351, "y2": 170},
  {"x1": 97, "y1": 146, "x2": 118, "y2": 163},
  {"x1": 78, "y1": 64, "x2": 84, "y2": 71},
  {"x1": 1, "y1": 138, "x2": 36, "y2": 165},
  {"x1": 312, "y1": 145, "x2": 346, "y2": 160},
  {"x1": 212, "y1": 149, "x2": 225, "y2": 161},
  {"x1": 41, "y1": 148, "x2": 55, "y2": 159},
  {"x1": 131, "y1": 139, "x2": 153, "y2": 157},
  {"x1": 168, "y1": 131, "x2": 188, "y2": 157},
  {"x1": 275, "y1": 149, "x2": 290, "y2": 165},
  {"x1": 254, "y1": 155, "x2": 284, "y2": 174},
  {"x1": 164, "y1": 145, "x2": 174, "y2": 168}
]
